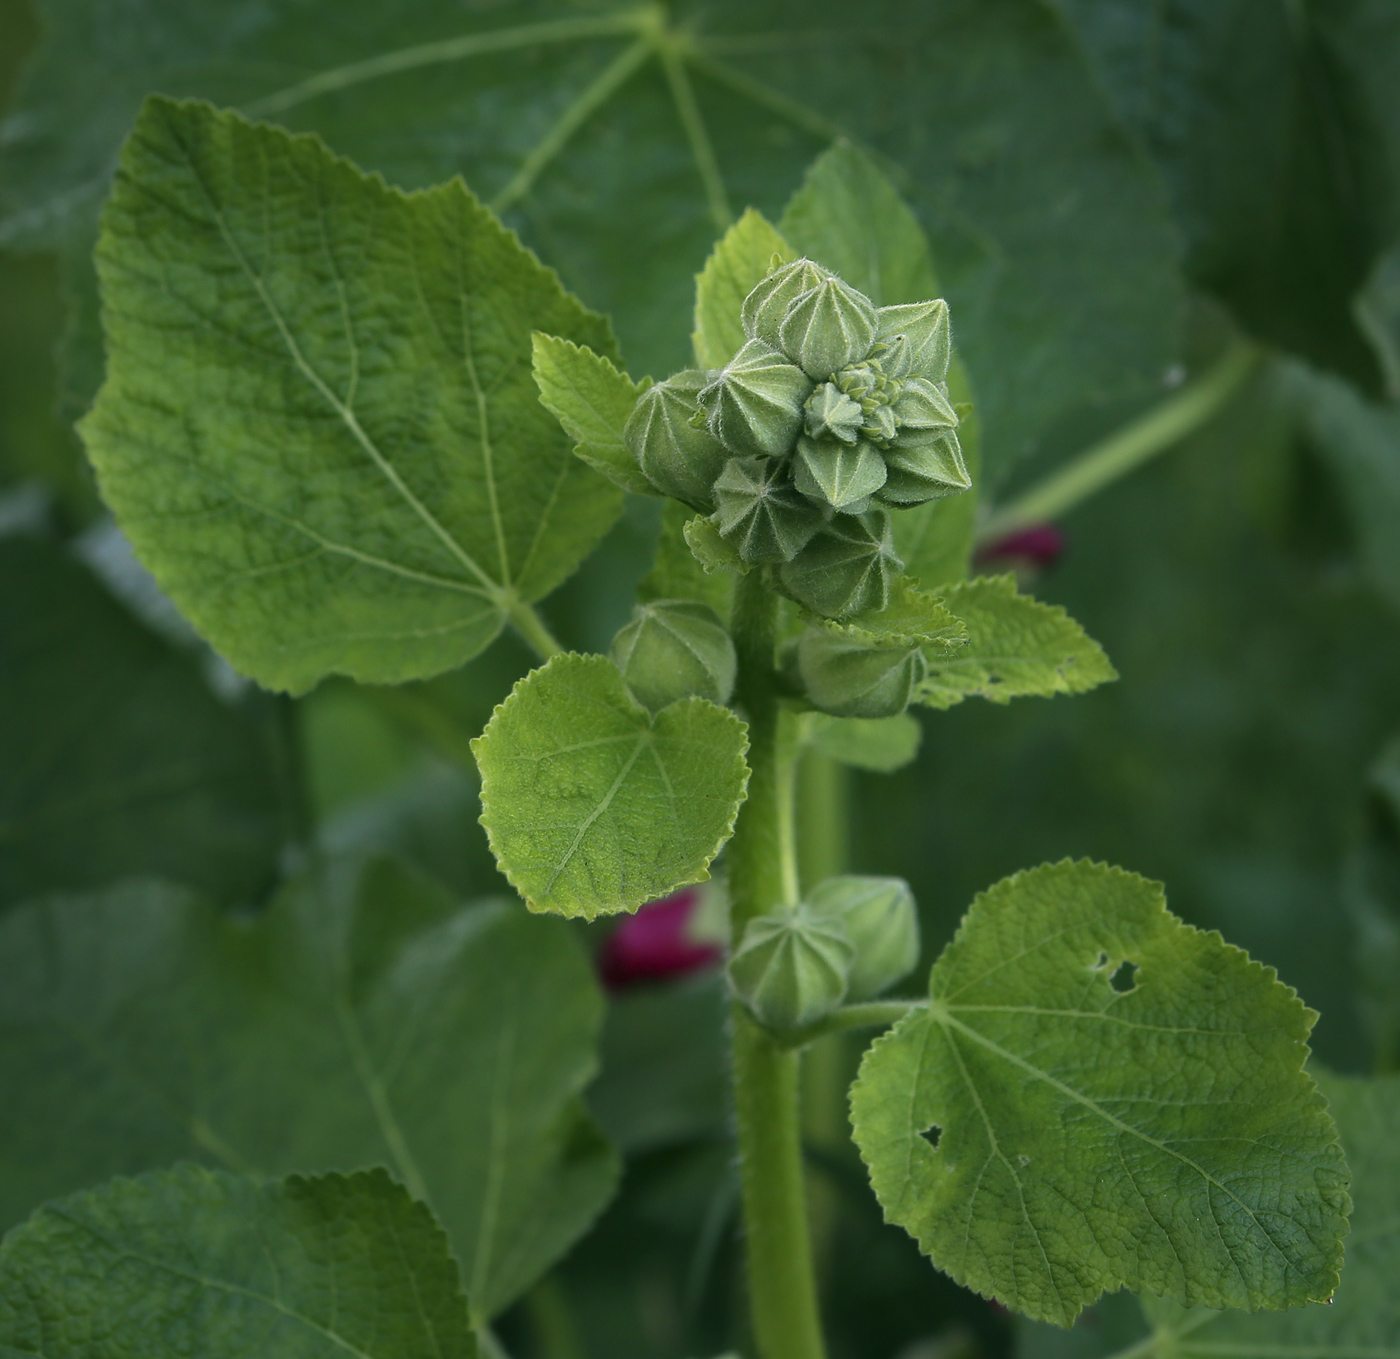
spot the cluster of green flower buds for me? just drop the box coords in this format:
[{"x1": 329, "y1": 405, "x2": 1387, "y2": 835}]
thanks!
[
  {"x1": 610, "y1": 600, "x2": 736, "y2": 714},
  {"x1": 728, "y1": 875, "x2": 919, "y2": 1031},
  {"x1": 624, "y1": 259, "x2": 970, "y2": 619}
]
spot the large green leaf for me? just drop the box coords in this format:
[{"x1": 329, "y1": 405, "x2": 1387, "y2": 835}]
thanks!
[
  {"x1": 692, "y1": 208, "x2": 792, "y2": 370},
  {"x1": 0, "y1": 857, "x2": 618, "y2": 1321},
  {"x1": 849, "y1": 860, "x2": 1349, "y2": 1326},
  {"x1": 1053, "y1": 0, "x2": 1400, "y2": 393},
  {"x1": 0, "y1": 1165, "x2": 477, "y2": 1359},
  {"x1": 917, "y1": 574, "x2": 1116, "y2": 708},
  {"x1": 777, "y1": 141, "x2": 979, "y2": 585},
  {"x1": 82, "y1": 96, "x2": 622, "y2": 694},
  {"x1": 0, "y1": 535, "x2": 281, "y2": 909},
  {"x1": 1138, "y1": 1070, "x2": 1400, "y2": 1359},
  {"x1": 473, "y1": 653, "x2": 750, "y2": 919},
  {"x1": 0, "y1": 0, "x2": 1179, "y2": 482}
]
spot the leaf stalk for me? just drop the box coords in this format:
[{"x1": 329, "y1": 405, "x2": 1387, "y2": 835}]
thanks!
[{"x1": 976, "y1": 340, "x2": 1264, "y2": 543}]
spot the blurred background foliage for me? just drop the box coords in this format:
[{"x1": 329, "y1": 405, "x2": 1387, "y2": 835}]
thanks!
[{"x1": 2, "y1": 2, "x2": 1400, "y2": 1357}]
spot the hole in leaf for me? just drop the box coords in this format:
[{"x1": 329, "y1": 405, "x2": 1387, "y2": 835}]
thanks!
[
  {"x1": 1019, "y1": 1154, "x2": 1030, "y2": 1166},
  {"x1": 920, "y1": 1124, "x2": 942, "y2": 1151},
  {"x1": 1109, "y1": 960, "x2": 1139, "y2": 993},
  {"x1": 1091, "y1": 950, "x2": 1109, "y2": 970}
]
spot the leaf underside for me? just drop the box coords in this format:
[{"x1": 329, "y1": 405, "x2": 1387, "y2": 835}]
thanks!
[
  {"x1": 0, "y1": 1165, "x2": 478, "y2": 1359},
  {"x1": 82, "y1": 96, "x2": 622, "y2": 693},
  {"x1": 473, "y1": 653, "x2": 750, "y2": 919},
  {"x1": 850, "y1": 859, "x2": 1349, "y2": 1326}
]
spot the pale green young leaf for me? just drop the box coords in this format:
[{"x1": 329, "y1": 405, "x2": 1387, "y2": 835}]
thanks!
[
  {"x1": 531, "y1": 331, "x2": 654, "y2": 497},
  {"x1": 1138, "y1": 1070, "x2": 1400, "y2": 1359},
  {"x1": 82, "y1": 96, "x2": 622, "y2": 694},
  {"x1": 0, "y1": 1166, "x2": 476, "y2": 1359},
  {"x1": 918, "y1": 575, "x2": 1116, "y2": 708},
  {"x1": 779, "y1": 141, "x2": 938, "y2": 308},
  {"x1": 637, "y1": 499, "x2": 736, "y2": 622},
  {"x1": 474, "y1": 654, "x2": 749, "y2": 919},
  {"x1": 816, "y1": 575, "x2": 968, "y2": 651},
  {"x1": 692, "y1": 208, "x2": 793, "y2": 370},
  {"x1": 0, "y1": 536, "x2": 281, "y2": 908},
  {"x1": 850, "y1": 860, "x2": 1350, "y2": 1327},
  {"x1": 0, "y1": 859, "x2": 618, "y2": 1320},
  {"x1": 805, "y1": 712, "x2": 923, "y2": 774}
]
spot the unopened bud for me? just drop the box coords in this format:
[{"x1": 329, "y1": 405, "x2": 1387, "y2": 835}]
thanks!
[
  {"x1": 610, "y1": 600, "x2": 736, "y2": 714},
  {"x1": 796, "y1": 629, "x2": 927, "y2": 719},
  {"x1": 806, "y1": 875, "x2": 919, "y2": 1001},
  {"x1": 877, "y1": 429, "x2": 971, "y2": 506},
  {"x1": 875, "y1": 300, "x2": 950, "y2": 383},
  {"x1": 891, "y1": 377, "x2": 957, "y2": 434},
  {"x1": 698, "y1": 339, "x2": 812, "y2": 458},
  {"x1": 727, "y1": 904, "x2": 853, "y2": 1031},
  {"x1": 792, "y1": 435, "x2": 887, "y2": 514},
  {"x1": 778, "y1": 508, "x2": 901, "y2": 618},
  {"x1": 713, "y1": 456, "x2": 826, "y2": 564},
  {"x1": 624, "y1": 370, "x2": 730, "y2": 510},
  {"x1": 779, "y1": 277, "x2": 878, "y2": 381},
  {"x1": 803, "y1": 383, "x2": 864, "y2": 444},
  {"x1": 742, "y1": 258, "x2": 832, "y2": 349}
]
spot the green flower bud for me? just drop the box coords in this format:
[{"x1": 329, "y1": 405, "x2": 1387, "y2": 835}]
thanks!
[
  {"x1": 796, "y1": 628, "x2": 927, "y2": 719},
  {"x1": 779, "y1": 277, "x2": 878, "y2": 380},
  {"x1": 792, "y1": 435, "x2": 887, "y2": 514},
  {"x1": 742, "y1": 258, "x2": 832, "y2": 348},
  {"x1": 863, "y1": 402, "x2": 899, "y2": 447},
  {"x1": 727, "y1": 904, "x2": 853, "y2": 1031},
  {"x1": 610, "y1": 599, "x2": 736, "y2": 714},
  {"x1": 778, "y1": 508, "x2": 902, "y2": 618},
  {"x1": 713, "y1": 456, "x2": 825, "y2": 565},
  {"x1": 624, "y1": 370, "x2": 729, "y2": 511},
  {"x1": 876, "y1": 429, "x2": 971, "y2": 506},
  {"x1": 875, "y1": 299, "x2": 951, "y2": 382},
  {"x1": 891, "y1": 376, "x2": 957, "y2": 434},
  {"x1": 803, "y1": 383, "x2": 863, "y2": 444},
  {"x1": 698, "y1": 339, "x2": 812, "y2": 459},
  {"x1": 806, "y1": 875, "x2": 919, "y2": 1001}
]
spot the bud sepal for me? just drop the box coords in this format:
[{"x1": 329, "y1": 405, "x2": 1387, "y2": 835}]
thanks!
[
  {"x1": 698, "y1": 339, "x2": 812, "y2": 458},
  {"x1": 805, "y1": 875, "x2": 919, "y2": 1000},
  {"x1": 713, "y1": 456, "x2": 826, "y2": 565},
  {"x1": 779, "y1": 277, "x2": 878, "y2": 380},
  {"x1": 792, "y1": 435, "x2": 888, "y2": 513},
  {"x1": 624, "y1": 369, "x2": 729, "y2": 510},
  {"x1": 778, "y1": 508, "x2": 902, "y2": 617},
  {"x1": 610, "y1": 600, "x2": 737, "y2": 714},
  {"x1": 727, "y1": 904, "x2": 853, "y2": 1031},
  {"x1": 796, "y1": 629, "x2": 927, "y2": 719}
]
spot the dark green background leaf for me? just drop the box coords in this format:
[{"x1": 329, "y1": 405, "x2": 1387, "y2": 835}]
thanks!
[
  {"x1": 0, "y1": 534, "x2": 282, "y2": 909},
  {"x1": 0, "y1": 858, "x2": 619, "y2": 1321},
  {"x1": 0, "y1": 1165, "x2": 478, "y2": 1359}
]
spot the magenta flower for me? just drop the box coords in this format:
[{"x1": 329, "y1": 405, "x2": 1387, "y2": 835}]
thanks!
[
  {"x1": 974, "y1": 523, "x2": 1065, "y2": 570},
  {"x1": 598, "y1": 889, "x2": 724, "y2": 990}
]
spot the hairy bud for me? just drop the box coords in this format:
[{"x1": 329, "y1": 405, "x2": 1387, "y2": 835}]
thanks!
[
  {"x1": 698, "y1": 339, "x2": 812, "y2": 459},
  {"x1": 806, "y1": 875, "x2": 919, "y2": 1001},
  {"x1": 742, "y1": 258, "x2": 832, "y2": 349},
  {"x1": 891, "y1": 377, "x2": 957, "y2": 434},
  {"x1": 610, "y1": 600, "x2": 736, "y2": 714},
  {"x1": 796, "y1": 629, "x2": 927, "y2": 719},
  {"x1": 803, "y1": 383, "x2": 864, "y2": 444},
  {"x1": 778, "y1": 508, "x2": 901, "y2": 618},
  {"x1": 779, "y1": 277, "x2": 878, "y2": 380},
  {"x1": 712, "y1": 456, "x2": 826, "y2": 564},
  {"x1": 875, "y1": 299, "x2": 950, "y2": 383},
  {"x1": 877, "y1": 429, "x2": 971, "y2": 506},
  {"x1": 727, "y1": 904, "x2": 853, "y2": 1031},
  {"x1": 792, "y1": 435, "x2": 887, "y2": 514},
  {"x1": 624, "y1": 370, "x2": 729, "y2": 510}
]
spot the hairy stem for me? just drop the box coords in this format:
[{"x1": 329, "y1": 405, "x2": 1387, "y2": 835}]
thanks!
[
  {"x1": 508, "y1": 600, "x2": 565, "y2": 661},
  {"x1": 727, "y1": 571, "x2": 827, "y2": 1359},
  {"x1": 976, "y1": 340, "x2": 1264, "y2": 544}
]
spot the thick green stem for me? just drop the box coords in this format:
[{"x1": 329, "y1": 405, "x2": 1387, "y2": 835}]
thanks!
[
  {"x1": 778, "y1": 1000, "x2": 925, "y2": 1051},
  {"x1": 976, "y1": 340, "x2": 1264, "y2": 544},
  {"x1": 727, "y1": 571, "x2": 827, "y2": 1359}
]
